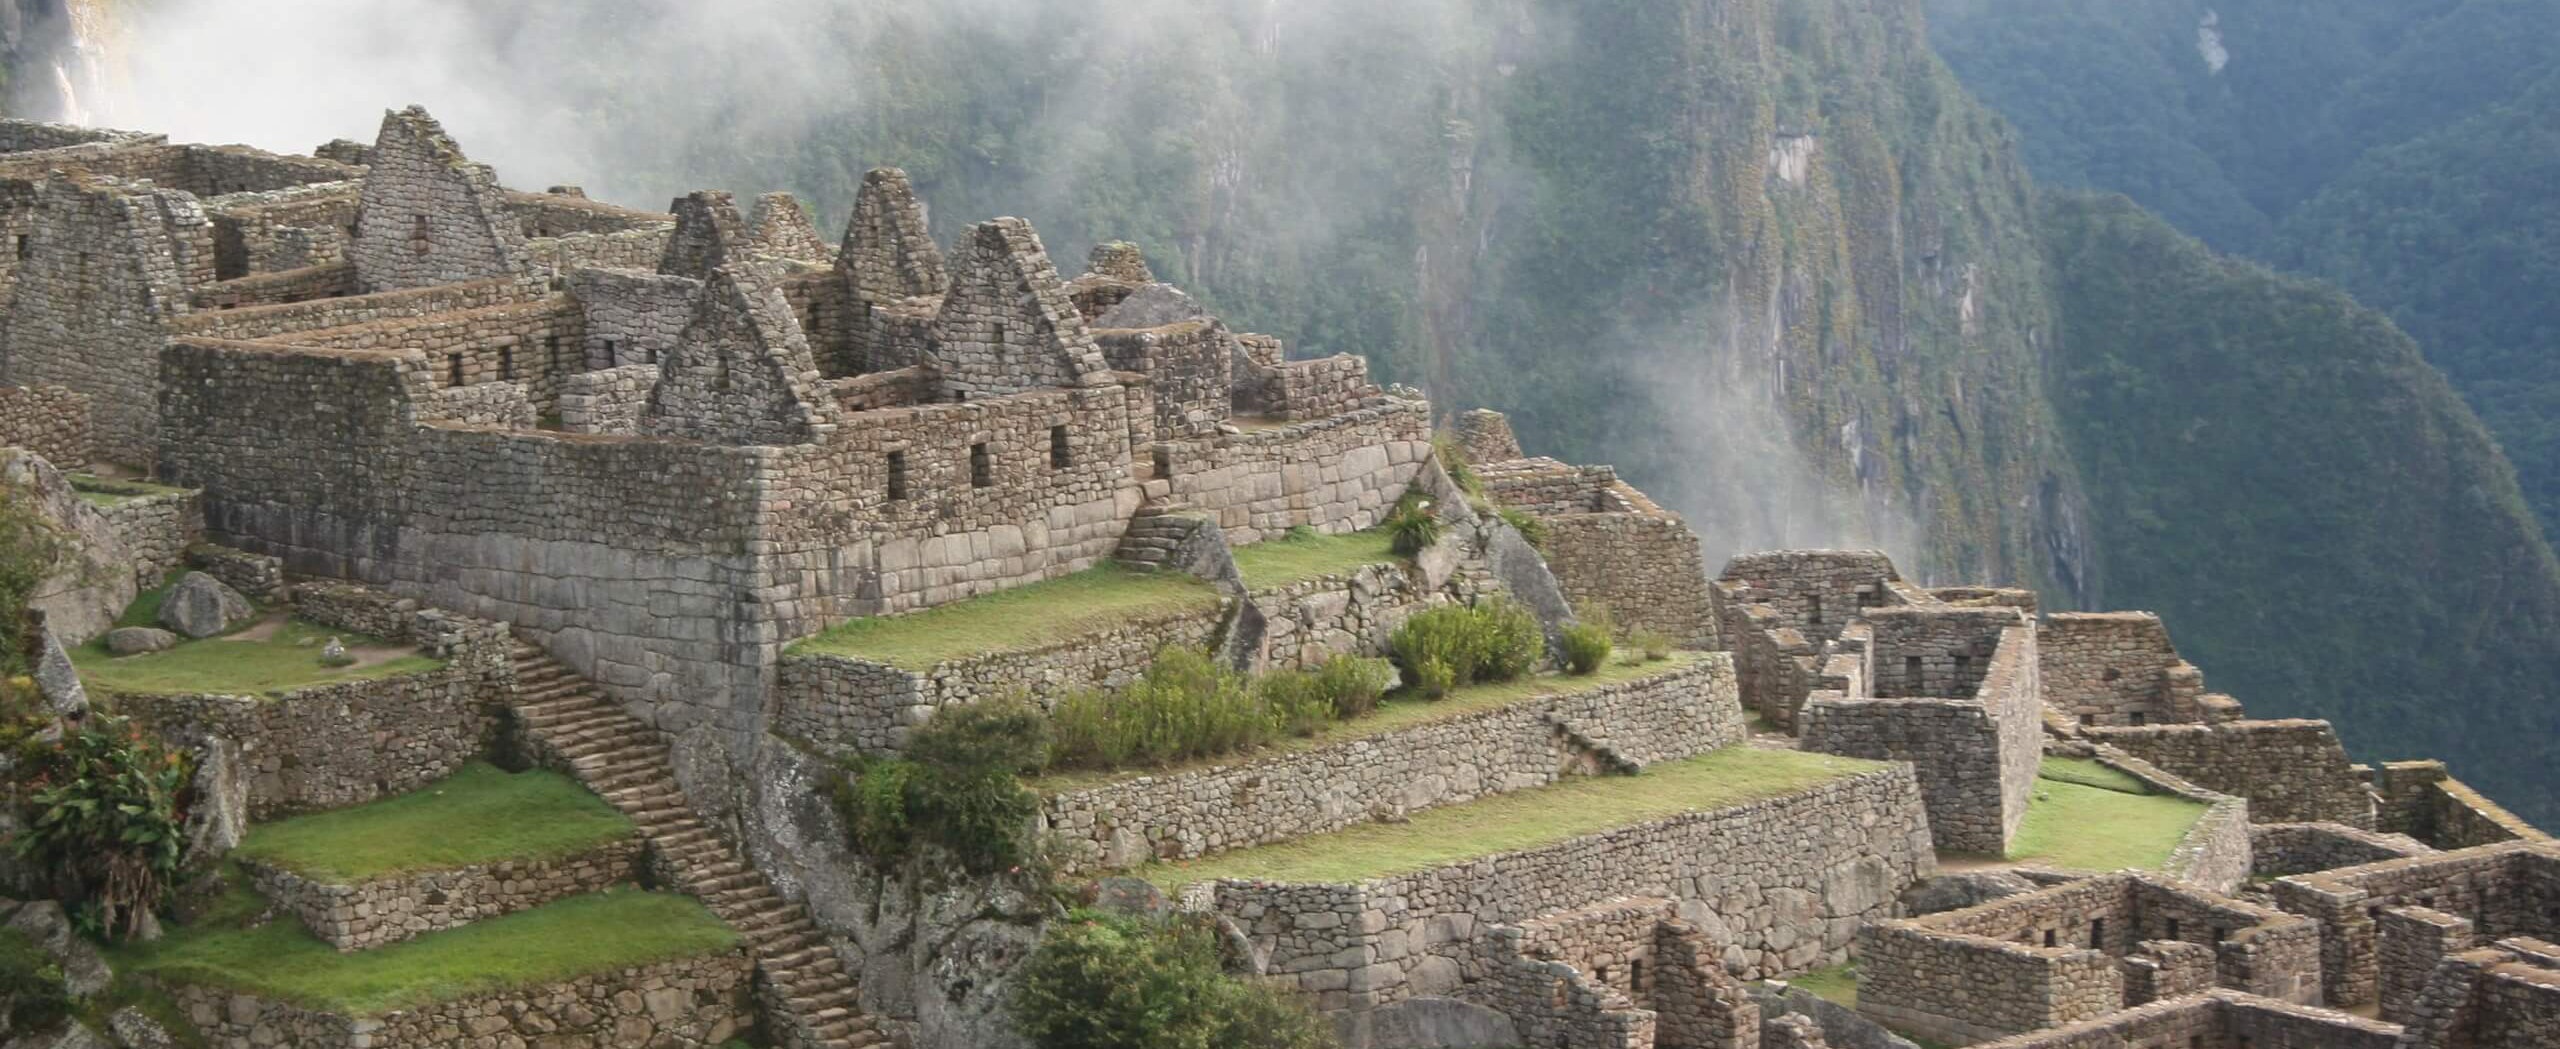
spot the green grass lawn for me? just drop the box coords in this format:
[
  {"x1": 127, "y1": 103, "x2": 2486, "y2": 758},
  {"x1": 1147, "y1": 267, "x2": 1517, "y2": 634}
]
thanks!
[
  {"x1": 1140, "y1": 746, "x2": 1882, "y2": 887},
  {"x1": 66, "y1": 473, "x2": 193, "y2": 507},
  {"x1": 111, "y1": 888, "x2": 736, "y2": 1016},
  {"x1": 74, "y1": 616, "x2": 443, "y2": 696},
  {"x1": 787, "y1": 565, "x2": 1224, "y2": 669},
  {"x1": 2001, "y1": 758, "x2": 2208, "y2": 872},
  {"x1": 232, "y1": 764, "x2": 632, "y2": 882},
  {"x1": 1230, "y1": 528, "x2": 1402, "y2": 590},
  {"x1": 1034, "y1": 653, "x2": 1704, "y2": 791},
  {"x1": 1783, "y1": 961, "x2": 1860, "y2": 1006}
]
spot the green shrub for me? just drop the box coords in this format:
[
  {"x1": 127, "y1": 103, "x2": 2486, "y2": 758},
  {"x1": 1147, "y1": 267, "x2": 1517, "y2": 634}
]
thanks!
[
  {"x1": 833, "y1": 697, "x2": 1049, "y2": 875},
  {"x1": 1312, "y1": 655, "x2": 1395, "y2": 719},
  {"x1": 1014, "y1": 910, "x2": 1336, "y2": 1049},
  {"x1": 0, "y1": 928, "x2": 70, "y2": 1034},
  {"x1": 12, "y1": 712, "x2": 196, "y2": 941},
  {"x1": 1627, "y1": 628, "x2": 1676, "y2": 661},
  {"x1": 1494, "y1": 504, "x2": 1547, "y2": 549},
  {"x1": 1050, "y1": 648, "x2": 1284, "y2": 770},
  {"x1": 1389, "y1": 599, "x2": 1546, "y2": 695},
  {"x1": 1251, "y1": 672, "x2": 1334, "y2": 738},
  {"x1": 1383, "y1": 495, "x2": 1444, "y2": 557},
  {"x1": 1559, "y1": 621, "x2": 1613, "y2": 675}
]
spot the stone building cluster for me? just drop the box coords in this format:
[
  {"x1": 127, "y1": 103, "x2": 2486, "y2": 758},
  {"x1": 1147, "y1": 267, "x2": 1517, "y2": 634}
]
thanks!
[{"x1": 2, "y1": 106, "x2": 2556, "y2": 1049}]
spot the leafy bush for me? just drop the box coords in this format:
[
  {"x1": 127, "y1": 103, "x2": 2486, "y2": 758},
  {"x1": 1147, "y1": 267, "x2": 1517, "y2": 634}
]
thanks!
[
  {"x1": 1627, "y1": 628, "x2": 1676, "y2": 661},
  {"x1": 1559, "y1": 621, "x2": 1613, "y2": 675},
  {"x1": 1014, "y1": 909, "x2": 1336, "y2": 1049},
  {"x1": 1383, "y1": 495, "x2": 1444, "y2": 557},
  {"x1": 1249, "y1": 671, "x2": 1334, "y2": 739},
  {"x1": 1388, "y1": 599, "x2": 1546, "y2": 696},
  {"x1": 1312, "y1": 655, "x2": 1394, "y2": 719},
  {"x1": 1494, "y1": 504, "x2": 1547, "y2": 549},
  {"x1": 11, "y1": 713, "x2": 197, "y2": 941},
  {"x1": 1050, "y1": 648, "x2": 1279, "y2": 770},
  {"x1": 833, "y1": 698, "x2": 1049, "y2": 875}
]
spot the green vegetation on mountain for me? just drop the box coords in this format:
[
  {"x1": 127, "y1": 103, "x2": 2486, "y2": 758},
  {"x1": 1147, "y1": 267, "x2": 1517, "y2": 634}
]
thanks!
[{"x1": 2039, "y1": 193, "x2": 2560, "y2": 824}]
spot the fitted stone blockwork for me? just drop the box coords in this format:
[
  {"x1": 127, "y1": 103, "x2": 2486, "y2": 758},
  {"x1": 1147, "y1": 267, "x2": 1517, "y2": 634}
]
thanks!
[
  {"x1": 245, "y1": 837, "x2": 646, "y2": 952},
  {"x1": 164, "y1": 953, "x2": 754, "y2": 1048},
  {"x1": 0, "y1": 382, "x2": 89, "y2": 466},
  {"x1": 348, "y1": 106, "x2": 529, "y2": 292}
]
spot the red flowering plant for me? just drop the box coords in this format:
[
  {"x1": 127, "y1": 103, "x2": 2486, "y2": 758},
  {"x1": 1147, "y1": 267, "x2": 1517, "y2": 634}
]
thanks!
[{"x1": 9, "y1": 713, "x2": 195, "y2": 941}]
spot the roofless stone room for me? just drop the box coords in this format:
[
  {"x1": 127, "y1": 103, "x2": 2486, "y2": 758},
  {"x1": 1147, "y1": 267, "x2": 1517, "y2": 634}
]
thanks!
[{"x1": 2, "y1": 2, "x2": 2557, "y2": 1048}]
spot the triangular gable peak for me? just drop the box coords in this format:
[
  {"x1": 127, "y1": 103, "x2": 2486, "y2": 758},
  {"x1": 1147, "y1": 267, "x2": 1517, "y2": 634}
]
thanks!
[
  {"x1": 658, "y1": 190, "x2": 748, "y2": 279},
  {"x1": 642, "y1": 262, "x2": 838, "y2": 446},
  {"x1": 932, "y1": 217, "x2": 1109, "y2": 399},
  {"x1": 836, "y1": 168, "x2": 947, "y2": 305},
  {"x1": 349, "y1": 105, "x2": 528, "y2": 292},
  {"x1": 746, "y1": 192, "x2": 831, "y2": 264}
]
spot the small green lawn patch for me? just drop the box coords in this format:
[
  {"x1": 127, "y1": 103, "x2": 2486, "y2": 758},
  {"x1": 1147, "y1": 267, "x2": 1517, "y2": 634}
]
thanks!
[
  {"x1": 1141, "y1": 747, "x2": 1882, "y2": 887},
  {"x1": 2038, "y1": 756, "x2": 2154, "y2": 795},
  {"x1": 1033, "y1": 653, "x2": 1704, "y2": 791},
  {"x1": 66, "y1": 473, "x2": 193, "y2": 507},
  {"x1": 1782, "y1": 961, "x2": 1859, "y2": 1007},
  {"x1": 787, "y1": 565, "x2": 1223, "y2": 670},
  {"x1": 232, "y1": 764, "x2": 632, "y2": 882},
  {"x1": 2002, "y1": 759, "x2": 2207, "y2": 872},
  {"x1": 111, "y1": 888, "x2": 735, "y2": 1016},
  {"x1": 74, "y1": 616, "x2": 442, "y2": 697},
  {"x1": 1230, "y1": 528, "x2": 1402, "y2": 590}
]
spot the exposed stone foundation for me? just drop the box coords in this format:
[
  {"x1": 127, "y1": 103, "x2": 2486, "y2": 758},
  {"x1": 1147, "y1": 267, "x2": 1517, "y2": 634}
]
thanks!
[{"x1": 162, "y1": 952, "x2": 753, "y2": 1048}]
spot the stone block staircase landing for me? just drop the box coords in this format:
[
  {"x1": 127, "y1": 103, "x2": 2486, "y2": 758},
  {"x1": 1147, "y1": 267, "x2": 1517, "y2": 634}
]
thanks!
[{"x1": 505, "y1": 639, "x2": 885, "y2": 1049}]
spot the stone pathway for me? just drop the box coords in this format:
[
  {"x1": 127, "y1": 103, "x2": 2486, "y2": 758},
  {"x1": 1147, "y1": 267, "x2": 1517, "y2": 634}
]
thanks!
[{"x1": 506, "y1": 639, "x2": 884, "y2": 1049}]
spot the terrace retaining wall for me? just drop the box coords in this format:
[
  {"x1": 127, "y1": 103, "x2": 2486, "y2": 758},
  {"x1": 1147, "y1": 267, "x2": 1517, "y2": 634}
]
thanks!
[
  {"x1": 163, "y1": 951, "x2": 753, "y2": 1048},
  {"x1": 245, "y1": 837, "x2": 646, "y2": 951}
]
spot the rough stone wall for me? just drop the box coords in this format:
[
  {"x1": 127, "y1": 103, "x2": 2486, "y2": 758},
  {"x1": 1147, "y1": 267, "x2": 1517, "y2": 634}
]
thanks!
[
  {"x1": 1041, "y1": 656, "x2": 1743, "y2": 868},
  {"x1": 348, "y1": 106, "x2": 529, "y2": 292},
  {"x1": 187, "y1": 542, "x2": 286, "y2": 603},
  {"x1": 1160, "y1": 399, "x2": 1431, "y2": 543},
  {"x1": 526, "y1": 226, "x2": 676, "y2": 273},
  {"x1": 642, "y1": 263, "x2": 839, "y2": 445},
  {"x1": 2371, "y1": 761, "x2": 2551, "y2": 849},
  {"x1": 1478, "y1": 899, "x2": 1676, "y2": 1049},
  {"x1": 1855, "y1": 922, "x2": 2118, "y2": 1043},
  {"x1": 1251, "y1": 354, "x2": 1379, "y2": 421},
  {"x1": 658, "y1": 190, "x2": 748, "y2": 278},
  {"x1": 206, "y1": 181, "x2": 359, "y2": 278},
  {"x1": 2086, "y1": 720, "x2": 2378, "y2": 827},
  {"x1": 418, "y1": 379, "x2": 537, "y2": 428},
  {"x1": 833, "y1": 168, "x2": 948, "y2": 376},
  {"x1": 1453, "y1": 408, "x2": 1524, "y2": 464},
  {"x1": 1957, "y1": 991, "x2": 2401, "y2": 1049},
  {"x1": 0, "y1": 382, "x2": 89, "y2": 467},
  {"x1": 2121, "y1": 938, "x2": 2216, "y2": 1005},
  {"x1": 2379, "y1": 905, "x2": 2476, "y2": 1022},
  {"x1": 931, "y1": 217, "x2": 1108, "y2": 399},
  {"x1": 2036, "y1": 612, "x2": 2208, "y2": 727},
  {"x1": 2251, "y1": 822, "x2": 2434, "y2": 878},
  {"x1": 504, "y1": 189, "x2": 671, "y2": 238},
  {"x1": 1476, "y1": 458, "x2": 1621, "y2": 514},
  {"x1": 2272, "y1": 840, "x2": 2560, "y2": 1007},
  {"x1": 2075, "y1": 745, "x2": 2256, "y2": 893},
  {"x1": 1714, "y1": 550, "x2": 1906, "y2": 648},
  {"x1": 567, "y1": 267, "x2": 699, "y2": 369},
  {"x1": 0, "y1": 174, "x2": 213, "y2": 466},
  {"x1": 557, "y1": 364, "x2": 658, "y2": 434},
  {"x1": 1094, "y1": 319, "x2": 1232, "y2": 436},
  {"x1": 164, "y1": 952, "x2": 754, "y2": 1048},
  {"x1": 1801, "y1": 623, "x2": 2039, "y2": 854},
  {"x1": 827, "y1": 365, "x2": 935, "y2": 413},
  {"x1": 290, "y1": 296, "x2": 585, "y2": 411},
  {"x1": 1538, "y1": 504, "x2": 1718, "y2": 648},
  {"x1": 92, "y1": 488, "x2": 204, "y2": 587},
  {"x1": 746, "y1": 191, "x2": 831, "y2": 263},
  {"x1": 1864, "y1": 606, "x2": 2018, "y2": 699},
  {"x1": 171, "y1": 275, "x2": 540, "y2": 343},
  {"x1": 189, "y1": 261, "x2": 360, "y2": 309},
  {"x1": 2469, "y1": 956, "x2": 2560, "y2": 1049},
  {"x1": 1194, "y1": 764, "x2": 1934, "y2": 1012},
  {"x1": 1245, "y1": 564, "x2": 1437, "y2": 670},
  {"x1": 246, "y1": 837, "x2": 645, "y2": 952}
]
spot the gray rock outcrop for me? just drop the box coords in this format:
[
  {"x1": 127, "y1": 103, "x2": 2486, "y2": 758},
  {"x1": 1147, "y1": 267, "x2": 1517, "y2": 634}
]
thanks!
[
  {"x1": 4, "y1": 901, "x2": 112, "y2": 998},
  {"x1": 1094, "y1": 282, "x2": 1207, "y2": 329},
  {"x1": 155, "y1": 572, "x2": 252, "y2": 639},
  {"x1": 30, "y1": 628, "x2": 84, "y2": 717},
  {"x1": 101, "y1": 627, "x2": 174, "y2": 656},
  {"x1": 1, "y1": 450, "x2": 136, "y2": 646},
  {"x1": 1897, "y1": 870, "x2": 2036, "y2": 916}
]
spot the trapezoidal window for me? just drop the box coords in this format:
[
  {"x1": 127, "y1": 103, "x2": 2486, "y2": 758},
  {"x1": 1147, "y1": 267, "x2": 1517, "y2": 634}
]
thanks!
[
  {"x1": 1050, "y1": 425, "x2": 1071, "y2": 469},
  {"x1": 992, "y1": 321, "x2": 1008, "y2": 362},
  {"x1": 12, "y1": 235, "x2": 27, "y2": 260},
  {"x1": 885, "y1": 451, "x2": 909, "y2": 501},
  {"x1": 498, "y1": 344, "x2": 517, "y2": 381},
  {"x1": 1807, "y1": 594, "x2": 1823, "y2": 625},
  {"x1": 1904, "y1": 655, "x2": 1923, "y2": 685},
  {"x1": 411, "y1": 214, "x2": 431, "y2": 256},
  {"x1": 1953, "y1": 654, "x2": 1973, "y2": 679},
  {"x1": 447, "y1": 353, "x2": 466, "y2": 387},
  {"x1": 970, "y1": 442, "x2": 994, "y2": 488}
]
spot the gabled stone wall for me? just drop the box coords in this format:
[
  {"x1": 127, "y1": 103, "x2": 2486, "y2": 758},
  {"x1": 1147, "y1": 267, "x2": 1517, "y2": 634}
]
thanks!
[
  {"x1": 348, "y1": 106, "x2": 529, "y2": 291},
  {"x1": 1801, "y1": 621, "x2": 2040, "y2": 854}
]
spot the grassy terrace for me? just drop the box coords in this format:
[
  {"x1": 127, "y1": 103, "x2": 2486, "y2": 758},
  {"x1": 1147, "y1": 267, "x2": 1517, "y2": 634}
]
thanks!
[
  {"x1": 1139, "y1": 747, "x2": 1882, "y2": 888},
  {"x1": 74, "y1": 615, "x2": 442, "y2": 696},
  {"x1": 1034, "y1": 652, "x2": 1706, "y2": 792},
  {"x1": 232, "y1": 764, "x2": 633, "y2": 882},
  {"x1": 786, "y1": 565, "x2": 1223, "y2": 670},
  {"x1": 2002, "y1": 757, "x2": 2209, "y2": 872},
  {"x1": 66, "y1": 473, "x2": 193, "y2": 507},
  {"x1": 1230, "y1": 528, "x2": 1401, "y2": 590},
  {"x1": 111, "y1": 887, "x2": 735, "y2": 1016}
]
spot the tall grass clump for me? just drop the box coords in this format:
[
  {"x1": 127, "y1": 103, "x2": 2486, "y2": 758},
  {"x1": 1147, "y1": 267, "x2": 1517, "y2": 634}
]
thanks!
[{"x1": 1387, "y1": 599, "x2": 1546, "y2": 698}]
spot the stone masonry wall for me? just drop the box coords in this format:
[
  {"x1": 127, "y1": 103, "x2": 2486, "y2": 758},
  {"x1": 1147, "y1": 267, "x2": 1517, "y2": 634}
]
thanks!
[
  {"x1": 170, "y1": 275, "x2": 541, "y2": 343},
  {"x1": 558, "y1": 363, "x2": 658, "y2": 434},
  {"x1": 1255, "y1": 354, "x2": 1378, "y2": 421},
  {"x1": 1041, "y1": 656, "x2": 1743, "y2": 868},
  {"x1": 2370, "y1": 760, "x2": 2551, "y2": 849},
  {"x1": 92, "y1": 488, "x2": 204, "y2": 588},
  {"x1": 1959, "y1": 991, "x2": 2401, "y2": 1049},
  {"x1": 245, "y1": 837, "x2": 646, "y2": 952},
  {"x1": 2251, "y1": 822, "x2": 2434, "y2": 878},
  {"x1": 1801, "y1": 623, "x2": 2040, "y2": 854},
  {"x1": 348, "y1": 106, "x2": 529, "y2": 292},
  {"x1": 2087, "y1": 720, "x2": 2378, "y2": 827},
  {"x1": 567, "y1": 267, "x2": 699, "y2": 369},
  {"x1": 290, "y1": 296, "x2": 586, "y2": 412},
  {"x1": 1094, "y1": 319, "x2": 1231, "y2": 436},
  {"x1": 164, "y1": 952, "x2": 754, "y2": 1049},
  {"x1": 1192, "y1": 764, "x2": 1934, "y2": 1013},
  {"x1": 1161, "y1": 399, "x2": 1430, "y2": 544},
  {"x1": 2037, "y1": 612, "x2": 2206, "y2": 727},
  {"x1": 931, "y1": 217, "x2": 1107, "y2": 398},
  {"x1": 2271, "y1": 840, "x2": 2560, "y2": 1007},
  {"x1": 2378, "y1": 905, "x2": 2475, "y2": 1022},
  {"x1": 0, "y1": 382, "x2": 88, "y2": 466},
  {"x1": 1538, "y1": 506, "x2": 1717, "y2": 648},
  {"x1": 189, "y1": 261, "x2": 359, "y2": 309}
]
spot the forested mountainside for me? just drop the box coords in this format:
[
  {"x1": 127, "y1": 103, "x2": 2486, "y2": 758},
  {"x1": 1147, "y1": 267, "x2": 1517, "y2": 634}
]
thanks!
[
  {"x1": 1926, "y1": 0, "x2": 2560, "y2": 554},
  {"x1": 2042, "y1": 193, "x2": 2560, "y2": 824},
  {"x1": 6, "y1": 0, "x2": 2555, "y2": 820}
]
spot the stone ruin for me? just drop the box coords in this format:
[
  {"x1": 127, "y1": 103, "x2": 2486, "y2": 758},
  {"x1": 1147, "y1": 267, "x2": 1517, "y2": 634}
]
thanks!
[{"x1": 0, "y1": 106, "x2": 2554, "y2": 1049}]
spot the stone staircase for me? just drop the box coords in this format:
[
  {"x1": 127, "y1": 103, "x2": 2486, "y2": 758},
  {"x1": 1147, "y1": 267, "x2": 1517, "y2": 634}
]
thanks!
[
  {"x1": 505, "y1": 639, "x2": 885, "y2": 1049},
  {"x1": 1113, "y1": 503, "x2": 1214, "y2": 572}
]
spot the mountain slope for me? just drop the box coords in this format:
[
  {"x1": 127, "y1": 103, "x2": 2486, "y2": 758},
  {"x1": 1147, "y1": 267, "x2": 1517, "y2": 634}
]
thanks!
[{"x1": 2042, "y1": 192, "x2": 2560, "y2": 824}]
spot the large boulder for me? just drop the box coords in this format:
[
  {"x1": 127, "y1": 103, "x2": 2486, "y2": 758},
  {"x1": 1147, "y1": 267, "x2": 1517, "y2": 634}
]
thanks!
[
  {"x1": 101, "y1": 628, "x2": 175, "y2": 656},
  {"x1": 1, "y1": 451, "x2": 136, "y2": 646},
  {"x1": 4, "y1": 901, "x2": 112, "y2": 998},
  {"x1": 29, "y1": 629, "x2": 84, "y2": 718},
  {"x1": 1093, "y1": 282, "x2": 1207, "y2": 329},
  {"x1": 182, "y1": 736, "x2": 249, "y2": 859},
  {"x1": 1898, "y1": 870, "x2": 2037, "y2": 917},
  {"x1": 155, "y1": 572, "x2": 253, "y2": 639}
]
